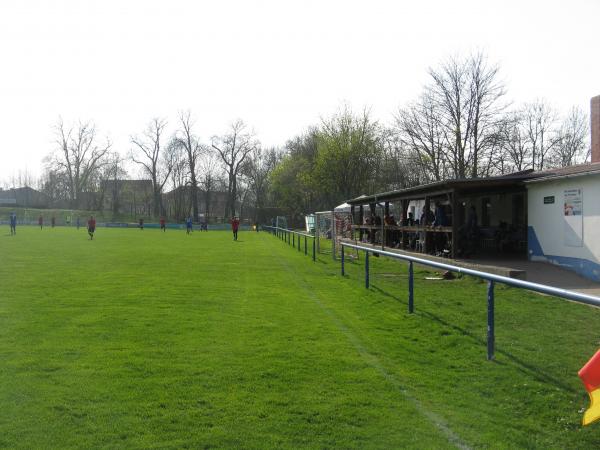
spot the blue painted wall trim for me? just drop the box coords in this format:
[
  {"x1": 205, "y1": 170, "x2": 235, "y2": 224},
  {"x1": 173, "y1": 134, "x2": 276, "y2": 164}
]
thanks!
[{"x1": 528, "y1": 226, "x2": 600, "y2": 282}]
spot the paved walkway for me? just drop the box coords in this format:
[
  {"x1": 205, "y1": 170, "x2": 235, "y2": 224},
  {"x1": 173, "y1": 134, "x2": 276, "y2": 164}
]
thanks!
[
  {"x1": 340, "y1": 239, "x2": 600, "y2": 298},
  {"x1": 469, "y1": 258, "x2": 600, "y2": 297}
]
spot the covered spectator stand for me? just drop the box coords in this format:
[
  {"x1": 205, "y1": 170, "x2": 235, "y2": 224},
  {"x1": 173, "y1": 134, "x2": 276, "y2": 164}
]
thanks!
[{"x1": 346, "y1": 172, "x2": 532, "y2": 259}]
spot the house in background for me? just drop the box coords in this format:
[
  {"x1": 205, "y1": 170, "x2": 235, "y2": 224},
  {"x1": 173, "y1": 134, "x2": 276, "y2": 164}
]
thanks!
[
  {"x1": 0, "y1": 186, "x2": 50, "y2": 208},
  {"x1": 101, "y1": 179, "x2": 153, "y2": 218}
]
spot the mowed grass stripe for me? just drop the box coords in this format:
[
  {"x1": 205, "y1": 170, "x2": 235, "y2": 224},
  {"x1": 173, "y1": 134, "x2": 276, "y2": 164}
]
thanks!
[
  {"x1": 271, "y1": 242, "x2": 470, "y2": 449},
  {"x1": 0, "y1": 227, "x2": 453, "y2": 448}
]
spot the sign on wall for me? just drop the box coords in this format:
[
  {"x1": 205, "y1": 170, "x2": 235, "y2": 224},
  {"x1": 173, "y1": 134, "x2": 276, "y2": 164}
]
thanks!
[{"x1": 564, "y1": 188, "x2": 583, "y2": 247}]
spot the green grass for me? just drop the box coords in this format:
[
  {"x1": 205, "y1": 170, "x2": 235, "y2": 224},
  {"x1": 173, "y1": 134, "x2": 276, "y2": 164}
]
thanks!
[{"x1": 1, "y1": 226, "x2": 600, "y2": 448}]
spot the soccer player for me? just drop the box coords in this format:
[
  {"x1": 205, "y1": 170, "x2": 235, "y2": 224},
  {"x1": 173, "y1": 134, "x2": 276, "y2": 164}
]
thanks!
[
  {"x1": 87, "y1": 216, "x2": 96, "y2": 240},
  {"x1": 51, "y1": 216, "x2": 56, "y2": 228},
  {"x1": 230, "y1": 216, "x2": 240, "y2": 241},
  {"x1": 9, "y1": 212, "x2": 16, "y2": 235},
  {"x1": 139, "y1": 218, "x2": 144, "y2": 230},
  {"x1": 38, "y1": 215, "x2": 43, "y2": 230},
  {"x1": 160, "y1": 216, "x2": 166, "y2": 232},
  {"x1": 186, "y1": 216, "x2": 193, "y2": 234}
]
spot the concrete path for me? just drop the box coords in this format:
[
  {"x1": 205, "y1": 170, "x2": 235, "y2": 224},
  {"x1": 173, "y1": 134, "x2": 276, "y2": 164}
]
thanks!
[
  {"x1": 474, "y1": 258, "x2": 600, "y2": 297},
  {"x1": 340, "y1": 239, "x2": 600, "y2": 298}
]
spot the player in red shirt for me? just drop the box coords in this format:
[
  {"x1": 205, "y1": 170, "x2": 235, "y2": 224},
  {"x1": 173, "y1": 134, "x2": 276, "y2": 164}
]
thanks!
[
  {"x1": 160, "y1": 216, "x2": 166, "y2": 232},
  {"x1": 230, "y1": 216, "x2": 240, "y2": 241},
  {"x1": 87, "y1": 216, "x2": 96, "y2": 240}
]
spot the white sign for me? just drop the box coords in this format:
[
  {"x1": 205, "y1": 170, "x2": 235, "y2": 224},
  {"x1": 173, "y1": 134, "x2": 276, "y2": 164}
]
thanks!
[{"x1": 564, "y1": 188, "x2": 583, "y2": 247}]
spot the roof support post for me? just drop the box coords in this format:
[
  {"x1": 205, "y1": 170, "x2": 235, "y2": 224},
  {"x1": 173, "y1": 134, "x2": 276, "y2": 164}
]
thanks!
[{"x1": 452, "y1": 189, "x2": 458, "y2": 258}]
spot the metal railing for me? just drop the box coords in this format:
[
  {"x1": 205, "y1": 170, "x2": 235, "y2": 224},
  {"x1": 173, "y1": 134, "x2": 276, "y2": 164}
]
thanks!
[
  {"x1": 263, "y1": 226, "x2": 317, "y2": 261},
  {"x1": 340, "y1": 241, "x2": 600, "y2": 360}
]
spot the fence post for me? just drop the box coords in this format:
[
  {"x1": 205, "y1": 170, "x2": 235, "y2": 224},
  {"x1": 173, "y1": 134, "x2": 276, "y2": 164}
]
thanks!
[
  {"x1": 365, "y1": 251, "x2": 370, "y2": 289},
  {"x1": 408, "y1": 261, "x2": 414, "y2": 313},
  {"x1": 487, "y1": 280, "x2": 495, "y2": 361},
  {"x1": 312, "y1": 238, "x2": 316, "y2": 262},
  {"x1": 298, "y1": 234, "x2": 301, "y2": 251},
  {"x1": 305, "y1": 236, "x2": 307, "y2": 255},
  {"x1": 341, "y1": 245, "x2": 345, "y2": 276}
]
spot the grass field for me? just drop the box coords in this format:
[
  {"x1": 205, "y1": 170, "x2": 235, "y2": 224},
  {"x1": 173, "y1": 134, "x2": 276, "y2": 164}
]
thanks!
[{"x1": 1, "y1": 226, "x2": 600, "y2": 448}]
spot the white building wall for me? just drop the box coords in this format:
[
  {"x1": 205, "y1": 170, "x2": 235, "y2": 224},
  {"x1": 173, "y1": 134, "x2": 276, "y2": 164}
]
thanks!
[{"x1": 527, "y1": 175, "x2": 600, "y2": 281}]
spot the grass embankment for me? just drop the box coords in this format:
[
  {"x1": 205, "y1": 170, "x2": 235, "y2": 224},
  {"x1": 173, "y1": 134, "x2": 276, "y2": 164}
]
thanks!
[{"x1": 0, "y1": 226, "x2": 599, "y2": 448}]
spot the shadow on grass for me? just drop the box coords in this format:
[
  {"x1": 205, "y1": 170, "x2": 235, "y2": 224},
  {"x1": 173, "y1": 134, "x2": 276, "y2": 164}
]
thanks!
[
  {"x1": 370, "y1": 282, "x2": 578, "y2": 395},
  {"x1": 370, "y1": 285, "x2": 406, "y2": 304}
]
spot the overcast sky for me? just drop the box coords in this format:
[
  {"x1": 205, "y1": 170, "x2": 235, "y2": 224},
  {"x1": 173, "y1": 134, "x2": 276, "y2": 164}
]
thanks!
[{"x1": 0, "y1": 0, "x2": 599, "y2": 183}]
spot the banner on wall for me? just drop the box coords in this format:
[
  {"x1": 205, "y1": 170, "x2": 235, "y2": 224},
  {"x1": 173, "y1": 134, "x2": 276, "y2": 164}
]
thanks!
[{"x1": 564, "y1": 188, "x2": 583, "y2": 247}]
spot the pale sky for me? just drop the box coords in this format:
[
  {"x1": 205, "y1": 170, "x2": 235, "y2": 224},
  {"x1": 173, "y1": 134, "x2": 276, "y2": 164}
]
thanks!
[{"x1": 0, "y1": 0, "x2": 599, "y2": 183}]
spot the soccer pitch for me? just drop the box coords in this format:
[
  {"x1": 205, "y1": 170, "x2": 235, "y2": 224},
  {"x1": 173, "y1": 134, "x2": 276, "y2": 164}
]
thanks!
[{"x1": 1, "y1": 227, "x2": 600, "y2": 448}]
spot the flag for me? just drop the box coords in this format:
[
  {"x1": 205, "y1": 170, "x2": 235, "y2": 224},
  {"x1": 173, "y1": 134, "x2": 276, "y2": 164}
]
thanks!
[{"x1": 579, "y1": 349, "x2": 600, "y2": 425}]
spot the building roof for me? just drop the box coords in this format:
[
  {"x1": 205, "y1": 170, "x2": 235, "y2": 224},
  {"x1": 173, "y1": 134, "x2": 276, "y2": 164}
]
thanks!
[
  {"x1": 346, "y1": 163, "x2": 600, "y2": 205},
  {"x1": 524, "y1": 162, "x2": 600, "y2": 183},
  {"x1": 346, "y1": 171, "x2": 536, "y2": 205}
]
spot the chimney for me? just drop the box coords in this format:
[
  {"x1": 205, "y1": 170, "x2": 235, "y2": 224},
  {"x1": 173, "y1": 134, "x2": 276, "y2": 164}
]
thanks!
[{"x1": 592, "y1": 95, "x2": 600, "y2": 163}]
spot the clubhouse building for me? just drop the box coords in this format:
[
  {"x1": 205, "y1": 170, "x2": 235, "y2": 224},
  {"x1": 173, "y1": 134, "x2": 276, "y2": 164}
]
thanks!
[{"x1": 345, "y1": 95, "x2": 600, "y2": 282}]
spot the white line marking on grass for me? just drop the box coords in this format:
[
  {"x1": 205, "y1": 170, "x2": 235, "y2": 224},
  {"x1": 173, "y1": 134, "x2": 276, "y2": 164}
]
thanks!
[{"x1": 276, "y1": 253, "x2": 471, "y2": 450}]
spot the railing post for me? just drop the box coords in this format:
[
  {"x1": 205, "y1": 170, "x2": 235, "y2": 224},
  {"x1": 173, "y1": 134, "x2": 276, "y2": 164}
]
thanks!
[
  {"x1": 365, "y1": 251, "x2": 370, "y2": 289},
  {"x1": 487, "y1": 280, "x2": 495, "y2": 361},
  {"x1": 408, "y1": 261, "x2": 414, "y2": 313},
  {"x1": 312, "y1": 237, "x2": 316, "y2": 262},
  {"x1": 305, "y1": 236, "x2": 307, "y2": 255},
  {"x1": 341, "y1": 245, "x2": 345, "y2": 276},
  {"x1": 298, "y1": 234, "x2": 301, "y2": 251},
  {"x1": 292, "y1": 233, "x2": 295, "y2": 247}
]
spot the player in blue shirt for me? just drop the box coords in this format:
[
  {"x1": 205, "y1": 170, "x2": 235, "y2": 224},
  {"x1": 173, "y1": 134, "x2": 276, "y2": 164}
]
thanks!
[
  {"x1": 9, "y1": 212, "x2": 16, "y2": 235},
  {"x1": 186, "y1": 216, "x2": 193, "y2": 234}
]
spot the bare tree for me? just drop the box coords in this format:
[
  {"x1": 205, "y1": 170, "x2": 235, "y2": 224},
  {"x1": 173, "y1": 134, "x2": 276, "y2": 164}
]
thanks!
[
  {"x1": 47, "y1": 118, "x2": 111, "y2": 208},
  {"x1": 197, "y1": 150, "x2": 224, "y2": 222},
  {"x1": 427, "y1": 52, "x2": 505, "y2": 178},
  {"x1": 523, "y1": 100, "x2": 558, "y2": 170},
  {"x1": 97, "y1": 152, "x2": 128, "y2": 217},
  {"x1": 379, "y1": 127, "x2": 423, "y2": 189},
  {"x1": 549, "y1": 106, "x2": 589, "y2": 167},
  {"x1": 130, "y1": 118, "x2": 174, "y2": 217},
  {"x1": 211, "y1": 120, "x2": 258, "y2": 218},
  {"x1": 39, "y1": 168, "x2": 70, "y2": 205},
  {"x1": 498, "y1": 112, "x2": 531, "y2": 172},
  {"x1": 242, "y1": 146, "x2": 280, "y2": 223},
  {"x1": 173, "y1": 110, "x2": 203, "y2": 221},
  {"x1": 467, "y1": 53, "x2": 506, "y2": 177},
  {"x1": 167, "y1": 140, "x2": 189, "y2": 220},
  {"x1": 395, "y1": 92, "x2": 447, "y2": 181},
  {"x1": 7, "y1": 169, "x2": 35, "y2": 189}
]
